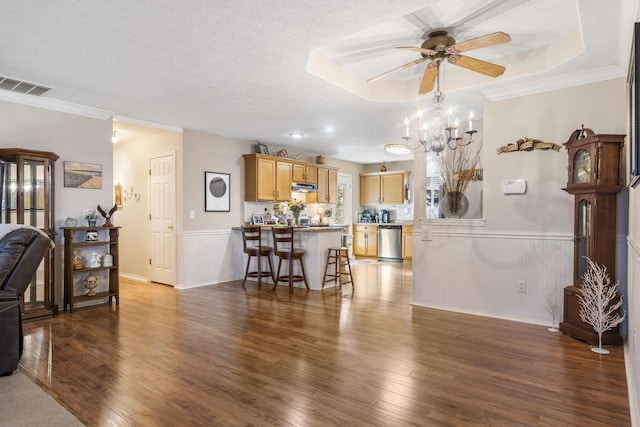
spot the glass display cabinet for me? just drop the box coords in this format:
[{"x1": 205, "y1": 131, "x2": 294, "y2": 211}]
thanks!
[{"x1": 0, "y1": 148, "x2": 58, "y2": 320}]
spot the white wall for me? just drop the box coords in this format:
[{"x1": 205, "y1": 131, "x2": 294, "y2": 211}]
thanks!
[
  {"x1": 412, "y1": 78, "x2": 627, "y2": 326},
  {"x1": 0, "y1": 100, "x2": 114, "y2": 304},
  {"x1": 113, "y1": 129, "x2": 182, "y2": 281},
  {"x1": 178, "y1": 130, "x2": 252, "y2": 287}
]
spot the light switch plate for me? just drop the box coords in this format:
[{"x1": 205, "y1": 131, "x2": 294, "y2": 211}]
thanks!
[
  {"x1": 501, "y1": 179, "x2": 526, "y2": 194},
  {"x1": 421, "y1": 228, "x2": 432, "y2": 241}
]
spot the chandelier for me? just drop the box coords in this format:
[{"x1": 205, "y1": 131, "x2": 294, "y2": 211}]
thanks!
[{"x1": 384, "y1": 65, "x2": 477, "y2": 155}]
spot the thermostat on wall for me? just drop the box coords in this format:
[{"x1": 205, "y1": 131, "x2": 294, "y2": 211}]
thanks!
[{"x1": 501, "y1": 179, "x2": 527, "y2": 194}]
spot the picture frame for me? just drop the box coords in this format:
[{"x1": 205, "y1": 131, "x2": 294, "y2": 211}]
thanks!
[
  {"x1": 629, "y1": 22, "x2": 640, "y2": 188},
  {"x1": 204, "y1": 171, "x2": 230, "y2": 212},
  {"x1": 252, "y1": 214, "x2": 264, "y2": 225},
  {"x1": 114, "y1": 183, "x2": 123, "y2": 208},
  {"x1": 256, "y1": 143, "x2": 269, "y2": 155},
  {"x1": 63, "y1": 161, "x2": 102, "y2": 189}
]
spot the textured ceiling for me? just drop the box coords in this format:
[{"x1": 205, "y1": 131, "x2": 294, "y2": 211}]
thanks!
[{"x1": 0, "y1": 0, "x2": 635, "y2": 164}]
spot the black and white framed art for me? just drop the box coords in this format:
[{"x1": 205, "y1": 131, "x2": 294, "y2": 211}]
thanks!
[{"x1": 205, "y1": 171, "x2": 230, "y2": 212}]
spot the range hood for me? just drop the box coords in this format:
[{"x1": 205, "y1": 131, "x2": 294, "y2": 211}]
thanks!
[{"x1": 292, "y1": 182, "x2": 319, "y2": 193}]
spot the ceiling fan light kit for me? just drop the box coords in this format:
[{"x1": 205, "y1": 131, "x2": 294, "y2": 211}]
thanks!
[{"x1": 374, "y1": 28, "x2": 509, "y2": 156}]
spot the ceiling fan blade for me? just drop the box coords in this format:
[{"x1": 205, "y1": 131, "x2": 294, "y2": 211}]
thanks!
[
  {"x1": 451, "y1": 31, "x2": 511, "y2": 53},
  {"x1": 367, "y1": 57, "x2": 428, "y2": 83},
  {"x1": 419, "y1": 64, "x2": 438, "y2": 94},
  {"x1": 397, "y1": 46, "x2": 436, "y2": 56},
  {"x1": 448, "y1": 55, "x2": 506, "y2": 78}
]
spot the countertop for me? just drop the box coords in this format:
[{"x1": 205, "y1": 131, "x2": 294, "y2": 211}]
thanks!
[
  {"x1": 233, "y1": 225, "x2": 348, "y2": 233},
  {"x1": 353, "y1": 221, "x2": 414, "y2": 226}
]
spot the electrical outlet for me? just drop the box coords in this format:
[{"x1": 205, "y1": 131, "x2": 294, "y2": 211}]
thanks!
[
  {"x1": 518, "y1": 280, "x2": 526, "y2": 293},
  {"x1": 421, "y1": 229, "x2": 432, "y2": 241},
  {"x1": 189, "y1": 210, "x2": 195, "y2": 219}
]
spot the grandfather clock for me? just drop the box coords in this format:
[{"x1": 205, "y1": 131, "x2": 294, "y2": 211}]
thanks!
[{"x1": 559, "y1": 126, "x2": 624, "y2": 345}]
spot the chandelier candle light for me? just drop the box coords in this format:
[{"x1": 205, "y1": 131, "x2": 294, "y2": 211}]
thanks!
[{"x1": 384, "y1": 67, "x2": 478, "y2": 155}]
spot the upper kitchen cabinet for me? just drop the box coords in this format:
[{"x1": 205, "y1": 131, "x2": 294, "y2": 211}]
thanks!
[
  {"x1": 243, "y1": 154, "x2": 292, "y2": 202},
  {"x1": 309, "y1": 166, "x2": 338, "y2": 204},
  {"x1": 360, "y1": 171, "x2": 407, "y2": 205},
  {"x1": 292, "y1": 162, "x2": 317, "y2": 185}
]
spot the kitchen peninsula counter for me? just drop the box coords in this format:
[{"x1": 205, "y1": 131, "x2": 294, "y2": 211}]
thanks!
[{"x1": 232, "y1": 225, "x2": 349, "y2": 290}]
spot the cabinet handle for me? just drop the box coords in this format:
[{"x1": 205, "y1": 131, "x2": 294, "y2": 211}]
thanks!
[{"x1": 168, "y1": 226, "x2": 174, "y2": 229}]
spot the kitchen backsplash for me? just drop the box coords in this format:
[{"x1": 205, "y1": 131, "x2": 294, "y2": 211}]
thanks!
[{"x1": 244, "y1": 201, "x2": 337, "y2": 224}]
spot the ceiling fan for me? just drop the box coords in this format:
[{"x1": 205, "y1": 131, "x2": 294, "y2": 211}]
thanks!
[{"x1": 367, "y1": 29, "x2": 511, "y2": 94}]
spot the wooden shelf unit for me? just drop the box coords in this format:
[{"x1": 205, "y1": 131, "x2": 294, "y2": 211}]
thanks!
[{"x1": 62, "y1": 226, "x2": 120, "y2": 312}]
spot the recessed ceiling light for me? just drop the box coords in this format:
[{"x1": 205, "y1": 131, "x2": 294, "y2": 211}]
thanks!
[{"x1": 289, "y1": 132, "x2": 304, "y2": 139}]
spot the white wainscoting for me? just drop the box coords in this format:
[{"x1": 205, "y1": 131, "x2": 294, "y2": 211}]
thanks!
[
  {"x1": 625, "y1": 235, "x2": 640, "y2": 426},
  {"x1": 178, "y1": 229, "x2": 244, "y2": 289},
  {"x1": 412, "y1": 229, "x2": 574, "y2": 325}
]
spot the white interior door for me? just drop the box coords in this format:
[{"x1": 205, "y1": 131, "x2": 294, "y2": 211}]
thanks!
[{"x1": 149, "y1": 152, "x2": 176, "y2": 285}]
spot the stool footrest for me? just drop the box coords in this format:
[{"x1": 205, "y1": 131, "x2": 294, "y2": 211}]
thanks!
[{"x1": 322, "y1": 247, "x2": 354, "y2": 290}]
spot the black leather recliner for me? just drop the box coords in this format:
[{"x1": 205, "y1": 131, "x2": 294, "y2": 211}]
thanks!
[{"x1": 0, "y1": 225, "x2": 52, "y2": 376}]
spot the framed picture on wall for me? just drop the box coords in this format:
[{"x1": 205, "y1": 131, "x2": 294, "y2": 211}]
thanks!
[
  {"x1": 205, "y1": 171, "x2": 230, "y2": 212},
  {"x1": 114, "y1": 183, "x2": 123, "y2": 208},
  {"x1": 63, "y1": 161, "x2": 102, "y2": 189},
  {"x1": 629, "y1": 22, "x2": 640, "y2": 188}
]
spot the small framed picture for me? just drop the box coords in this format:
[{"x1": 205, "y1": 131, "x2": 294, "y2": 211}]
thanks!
[
  {"x1": 256, "y1": 143, "x2": 269, "y2": 155},
  {"x1": 85, "y1": 230, "x2": 98, "y2": 242},
  {"x1": 114, "y1": 183, "x2": 123, "y2": 208},
  {"x1": 252, "y1": 214, "x2": 264, "y2": 225},
  {"x1": 205, "y1": 172, "x2": 230, "y2": 212}
]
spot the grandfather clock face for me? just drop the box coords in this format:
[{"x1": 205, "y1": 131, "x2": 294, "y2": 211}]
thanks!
[{"x1": 572, "y1": 149, "x2": 591, "y2": 184}]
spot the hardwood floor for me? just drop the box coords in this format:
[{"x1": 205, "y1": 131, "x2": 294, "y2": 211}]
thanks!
[{"x1": 20, "y1": 261, "x2": 630, "y2": 426}]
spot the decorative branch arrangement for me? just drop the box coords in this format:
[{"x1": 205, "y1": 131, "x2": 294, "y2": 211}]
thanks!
[
  {"x1": 578, "y1": 257, "x2": 625, "y2": 354},
  {"x1": 544, "y1": 284, "x2": 562, "y2": 332},
  {"x1": 436, "y1": 142, "x2": 482, "y2": 195}
]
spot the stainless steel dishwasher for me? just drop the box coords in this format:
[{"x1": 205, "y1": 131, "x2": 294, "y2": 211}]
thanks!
[{"x1": 378, "y1": 224, "x2": 403, "y2": 261}]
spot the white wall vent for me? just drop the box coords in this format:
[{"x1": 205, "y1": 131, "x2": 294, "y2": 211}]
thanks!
[{"x1": 0, "y1": 76, "x2": 52, "y2": 96}]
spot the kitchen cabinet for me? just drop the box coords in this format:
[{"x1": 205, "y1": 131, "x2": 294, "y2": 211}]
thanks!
[
  {"x1": 292, "y1": 163, "x2": 317, "y2": 184},
  {"x1": 360, "y1": 171, "x2": 406, "y2": 205},
  {"x1": 62, "y1": 227, "x2": 120, "y2": 312},
  {"x1": 402, "y1": 225, "x2": 413, "y2": 260},
  {"x1": 0, "y1": 148, "x2": 58, "y2": 321},
  {"x1": 353, "y1": 224, "x2": 378, "y2": 257},
  {"x1": 311, "y1": 166, "x2": 338, "y2": 204},
  {"x1": 243, "y1": 154, "x2": 292, "y2": 202}
]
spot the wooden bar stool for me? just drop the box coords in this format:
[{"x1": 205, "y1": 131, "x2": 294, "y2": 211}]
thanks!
[
  {"x1": 322, "y1": 247, "x2": 353, "y2": 290},
  {"x1": 241, "y1": 225, "x2": 275, "y2": 287},
  {"x1": 271, "y1": 226, "x2": 309, "y2": 290}
]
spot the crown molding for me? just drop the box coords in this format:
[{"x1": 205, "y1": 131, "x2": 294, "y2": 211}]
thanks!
[
  {"x1": 483, "y1": 65, "x2": 626, "y2": 101},
  {"x1": 113, "y1": 115, "x2": 183, "y2": 133},
  {"x1": 0, "y1": 90, "x2": 113, "y2": 119}
]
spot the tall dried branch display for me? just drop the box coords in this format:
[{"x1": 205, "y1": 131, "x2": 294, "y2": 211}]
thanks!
[
  {"x1": 578, "y1": 257, "x2": 624, "y2": 354},
  {"x1": 435, "y1": 142, "x2": 482, "y2": 197}
]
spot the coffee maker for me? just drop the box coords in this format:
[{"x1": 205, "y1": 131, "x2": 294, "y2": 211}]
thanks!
[{"x1": 380, "y1": 209, "x2": 389, "y2": 223}]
